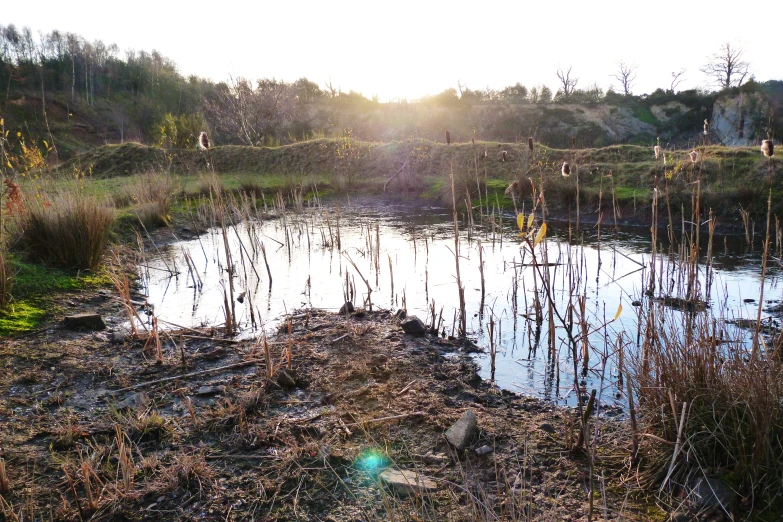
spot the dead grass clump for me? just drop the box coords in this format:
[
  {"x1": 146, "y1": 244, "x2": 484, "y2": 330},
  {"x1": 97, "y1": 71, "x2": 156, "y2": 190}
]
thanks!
[
  {"x1": 166, "y1": 453, "x2": 215, "y2": 494},
  {"x1": 128, "y1": 411, "x2": 171, "y2": 442},
  {"x1": 16, "y1": 192, "x2": 113, "y2": 270},
  {"x1": 632, "y1": 306, "x2": 783, "y2": 508}
]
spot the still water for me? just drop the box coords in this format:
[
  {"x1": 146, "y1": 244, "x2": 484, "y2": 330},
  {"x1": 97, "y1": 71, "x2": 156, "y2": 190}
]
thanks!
[{"x1": 141, "y1": 199, "x2": 782, "y2": 406}]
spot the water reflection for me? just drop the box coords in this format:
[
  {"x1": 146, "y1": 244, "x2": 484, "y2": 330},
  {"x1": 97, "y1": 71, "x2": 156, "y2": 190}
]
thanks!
[{"x1": 142, "y1": 200, "x2": 781, "y2": 406}]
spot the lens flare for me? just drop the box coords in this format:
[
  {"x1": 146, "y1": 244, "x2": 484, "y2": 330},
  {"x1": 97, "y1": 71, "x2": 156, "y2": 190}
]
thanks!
[{"x1": 354, "y1": 449, "x2": 389, "y2": 474}]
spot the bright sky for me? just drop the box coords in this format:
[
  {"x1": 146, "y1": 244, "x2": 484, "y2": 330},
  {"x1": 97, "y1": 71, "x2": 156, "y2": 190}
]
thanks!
[{"x1": 3, "y1": 1, "x2": 779, "y2": 101}]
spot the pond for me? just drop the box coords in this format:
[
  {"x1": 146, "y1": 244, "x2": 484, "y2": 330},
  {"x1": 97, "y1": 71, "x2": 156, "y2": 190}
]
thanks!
[{"x1": 140, "y1": 197, "x2": 782, "y2": 406}]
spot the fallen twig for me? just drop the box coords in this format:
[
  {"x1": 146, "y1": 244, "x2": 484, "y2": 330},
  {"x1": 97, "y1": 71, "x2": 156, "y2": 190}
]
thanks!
[{"x1": 108, "y1": 359, "x2": 260, "y2": 395}]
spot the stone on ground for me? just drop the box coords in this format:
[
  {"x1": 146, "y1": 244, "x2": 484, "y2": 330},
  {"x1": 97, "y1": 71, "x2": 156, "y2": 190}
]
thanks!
[
  {"x1": 378, "y1": 468, "x2": 437, "y2": 495},
  {"x1": 400, "y1": 315, "x2": 426, "y2": 335},
  {"x1": 64, "y1": 313, "x2": 106, "y2": 331},
  {"x1": 690, "y1": 477, "x2": 737, "y2": 516},
  {"x1": 445, "y1": 409, "x2": 478, "y2": 450}
]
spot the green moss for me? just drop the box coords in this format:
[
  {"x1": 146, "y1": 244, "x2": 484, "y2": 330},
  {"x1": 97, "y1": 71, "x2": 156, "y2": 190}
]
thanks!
[{"x1": 0, "y1": 300, "x2": 48, "y2": 336}]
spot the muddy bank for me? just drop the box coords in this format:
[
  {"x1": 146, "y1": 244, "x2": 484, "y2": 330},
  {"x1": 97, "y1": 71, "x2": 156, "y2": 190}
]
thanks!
[{"x1": 0, "y1": 287, "x2": 657, "y2": 520}]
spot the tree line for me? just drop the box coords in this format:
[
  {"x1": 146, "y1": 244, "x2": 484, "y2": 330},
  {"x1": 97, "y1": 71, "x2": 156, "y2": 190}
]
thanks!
[{"x1": 0, "y1": 24, "x2": 775, "y2": 151}]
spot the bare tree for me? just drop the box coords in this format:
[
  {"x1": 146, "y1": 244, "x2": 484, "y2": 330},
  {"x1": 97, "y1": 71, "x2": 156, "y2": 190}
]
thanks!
[
  {"x1": 701, "y1": 43, "x2": 750, "y2": 89},
  {"x1": 556, "y1": 66, "x2": 578, "y2": 98},
  {"x1": 669, "y1": 69, "x2": 686, "y2": 93},
  {"x1": 612, "y1": 61, "x2": 637, "y2": 95}
]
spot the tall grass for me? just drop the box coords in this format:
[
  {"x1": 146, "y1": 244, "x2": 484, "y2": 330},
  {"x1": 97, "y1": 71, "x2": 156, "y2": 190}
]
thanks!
[
  {"x1": 16, "y1": 192, "x2": 114, "y2": 270},
  {"x1": 631, "y1": 306, "x2": 783, "y2": 510},
  {"x1": 117, "y1": 171, "x2": 174, "y2": 227}
]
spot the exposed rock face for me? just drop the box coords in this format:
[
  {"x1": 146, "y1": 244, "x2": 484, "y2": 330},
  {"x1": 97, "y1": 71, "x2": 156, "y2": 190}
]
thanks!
[
  {"x1": 445, "y1": 410, "x2": 478, "y2": 450},
  {"x1": 712, "y1": 93, "x2": 770, "y2": 146}
]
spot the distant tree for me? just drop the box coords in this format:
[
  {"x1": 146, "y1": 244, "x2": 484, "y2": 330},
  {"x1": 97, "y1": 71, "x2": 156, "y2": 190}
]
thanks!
[
  {"x1": 539, "y1": 85, "x2": 553, "y2": 103},
  {"x1": 528, "y1": 86, "x2": 539, "y2": 103},
  {"x1": 293, "y1": 77, "x2": 322, "y2": 103},
  {"x1": 499, "y1": 83, "x2": 528, "y2": 102},
  {"x1": 612, "y1": 60, "x2": 637, "y2": 95},
  {"x1": 556, "y1": 66, "x2": 578, "y2": 98},
  {"x1": 669, "y1": 69, "x2": 686, "y2": 93},
  {"x1": 701, "y1": 43, "x2": 750, "y2": 89}
]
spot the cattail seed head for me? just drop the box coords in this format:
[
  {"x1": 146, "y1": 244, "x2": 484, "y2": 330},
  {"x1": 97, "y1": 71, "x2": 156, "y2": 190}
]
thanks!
[
  {"x1": 501, "y1": 150, "x2": 507, "y2": 162},
  {"x1": 761, "y1": 140, "x2": 774, "y2": 158},
  {"x1": 198, "y1": 131, "x2": 210, "y2": 150},
  {"x1": 654, "y1": 145, "x2": 661, "y2": 160},
  {"x1": 445, "y1": 130, "x2": 451, "y2": 145},
  {"x1": 528, "y1": 137, "x2": 534, "y2": 152},
  {"x1": 689, "y1": 150, "x2": 699, "y2": 163},
  {"x1": 472, "y1": 137, "x2": 475, "y2": 145},
  {"x1": 561, "y1": 162, "x2": 570, "y2": 177},
  {"x1": 703, "y1": 119, "x2": 709, "y2": 135}
]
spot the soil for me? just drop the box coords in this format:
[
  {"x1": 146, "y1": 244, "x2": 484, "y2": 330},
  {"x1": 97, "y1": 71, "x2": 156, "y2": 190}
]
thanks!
[{"x1": 0, "y1": 275, "x2": 663, "y2": 521}]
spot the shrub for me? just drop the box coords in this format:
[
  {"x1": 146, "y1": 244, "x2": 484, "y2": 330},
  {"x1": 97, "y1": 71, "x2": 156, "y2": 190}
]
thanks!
[{"x1": 16, "y1": 192, "x2": 114, "y2": 270}]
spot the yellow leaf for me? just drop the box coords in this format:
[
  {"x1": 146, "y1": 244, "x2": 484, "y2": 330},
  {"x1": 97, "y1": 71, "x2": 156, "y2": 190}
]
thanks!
[
  {"x1": 6, "y1": 161, "x2": 11, "y2": 169},
  {"x1": 43, "y1": 140, "x2": 48, "y2": 149},
  {"x1": 516, "y1": 213, "x2": 525, "y2": 231},
  {"x1": 527, "y1": 212, "x2": 535, "y2": 229},
  {"x1": 613, "y1": 303, "x2": 623, "y2": 322},
  {"x1": 533, "y1": 222, "x2": 547, "y2": 247}
]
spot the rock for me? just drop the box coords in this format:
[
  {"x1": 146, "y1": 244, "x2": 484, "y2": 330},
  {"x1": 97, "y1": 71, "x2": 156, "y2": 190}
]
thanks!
[
  {"x1": 743, "y1": 298, "x2": 755, "y2": 303},
  {"x1": 115, "y1": 392, "x2": 150, "y2": 411},
  {"x1": 631, "y1": 300, "x2": 642, "y2": 307},
  {"x1": 539, "y1": 423, "x2": 556, "y2": 434},
  {"x1": 378, "y1": 469, "x2": 437, "y2": 495},
  {"x1": 64, "y1": 313, "x2": 106, "y2": 331},
  {"x1": 339, "y1": 302, "x2": 354, "y2": 314},
  {"x1": 109, "y1": 331, "x2": 126, "y2": 344},
  {"x1": 276, "y1": 368, "x2": 298, "y2": 389},
  {"x1": 400, "y1": 315, "x2": 426, "y2": 336},
  {"x1": 689, "y1": 477, "x2": 737, "y2": 516},
  {"x1": 445, "y1": 410, "x2": 478, "y2": 450},
  {"x1": 475, "y1": 445, "x2": 493, "y2": 456},
  {"x1": 395, "y1": 309, "x2": 406, "y2": 320},
  {"x1": 196, "y1": 385, "x2": 225, "y2": 396}
]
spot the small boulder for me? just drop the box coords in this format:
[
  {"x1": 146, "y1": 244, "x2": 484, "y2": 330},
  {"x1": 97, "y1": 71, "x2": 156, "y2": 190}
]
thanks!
[
  {"x1": 400, "y1": 315, "x2": 426, "y2": 336},
  {"x1": 539, "y1": 423, "x2": 556, "y2": 434},
  {"x1": 64, "y1": 313, "x2": 106, "y2": 331},
  {"x1": 395, "y1": 309, "x2": 406, "y2": 320},
  {"x1": 475, "y1": 445, "x2": 493, "y2": 456},
  {"x1": 339, "y1": 302, "x2": 354, "y2": 314},
  {"x1": 115, "y1": 392, "x2": 150, "y2": 412},
  {"x1": 689, "y1": 477, "x2": 737, "y2": 516},
  {"x1": 445, "y1": 410, "x2": 478, "y2": 450},
  {"x1": 109, "y1": 331, "x2": 126, "y2": 344},
  {"x1": 378, "y1": 468, "x2": 437, "y2": 495}
]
